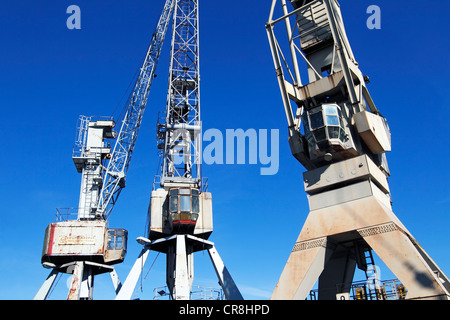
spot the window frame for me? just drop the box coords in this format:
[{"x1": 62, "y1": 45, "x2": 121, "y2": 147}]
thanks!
[{"x1": 168, "y1": 188, "x2": 200, "y2": 214}]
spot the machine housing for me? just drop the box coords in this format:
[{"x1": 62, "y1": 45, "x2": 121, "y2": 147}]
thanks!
[{"x1": 41, "y1": 220, "x2": 127, "y2": 266}]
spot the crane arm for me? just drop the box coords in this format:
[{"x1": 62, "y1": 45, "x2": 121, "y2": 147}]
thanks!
[{"x1": 97, "y1": 0, "x2": 175, "y2": 219}]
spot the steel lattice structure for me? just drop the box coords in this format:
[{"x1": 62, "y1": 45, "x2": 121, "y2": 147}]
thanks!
[
  {"x1": 159, "y1": 0, "x2": 202, "y2": 188},
  {"x1": 116, "y1": 0, "x2": 243, "y2": 301},
  {"x1": 35, "y1": 0, "x2": 177, "y2": 300},
  {"x1": 97, "y1": 0, "x2": 175, "y2": 220}
]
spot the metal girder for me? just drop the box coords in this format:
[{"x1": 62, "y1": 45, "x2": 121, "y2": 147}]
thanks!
[
  {"x1": 208, "y1": 246, "x2": 244, "y2": 300},
  {"x1": 97, "y1": 0, "x2": 176, "y2": 219},
  {"x1": 116, "y1": 235, "x2": 243, "y2": 300},
  {"x1": 34, "y1": 268, "x2": 59, "y2": 300},
  {"x1": 115, "y1": 247, "x2": 151, "y2": 300},
  {"x1": 159, "y1": 0, "x2": 202, "y2": 188}
]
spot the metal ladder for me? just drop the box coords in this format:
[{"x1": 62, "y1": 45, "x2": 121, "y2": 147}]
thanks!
[{"x1": 362, "y1": 246, "x2": 384, "y2": 299}]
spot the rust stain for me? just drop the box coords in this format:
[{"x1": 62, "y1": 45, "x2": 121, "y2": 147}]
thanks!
[{"x1": 67, "y1": 265, "x2": 81, "y2": 300}]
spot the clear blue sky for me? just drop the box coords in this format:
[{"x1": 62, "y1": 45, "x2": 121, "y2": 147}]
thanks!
[{"x1": 0, "y1": 0, "x2": 449, "y2": 300}]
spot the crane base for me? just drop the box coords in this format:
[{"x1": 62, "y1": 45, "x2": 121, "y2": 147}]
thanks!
[
  {"x1": 272, "y1": 159, "x2": 450, "y2": 300},
  {"x1": 116, "y1": 234, "x2": 243, "y2": 300},
  {"x1": 34, "y1": 261, "x2": 122, "y2": 300}
]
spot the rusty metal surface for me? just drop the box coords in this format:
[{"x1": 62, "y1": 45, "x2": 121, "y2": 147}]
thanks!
[
  {"x1": 67, "y1": 262, "x2": 83, "y2": 300},
  {"x1": 43, "y1": 220, "x2": 107, "y2": 256}
]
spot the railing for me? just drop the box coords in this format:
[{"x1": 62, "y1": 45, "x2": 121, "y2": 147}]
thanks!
[
  {"x1": 308, "y1": 278, "x2": 407, "y2": 300},
  {"x1": 201, "y1": 177, "x2": 208, "y2": 193},
  {"x1": 152, "y1": 175, "x2": 209, "y2": 193},
  {"x1": 56, "y1": 207, "x2": 79, "y2": 222},
  {"x1": 152, "y1": 175, "x2": 162, "y2": 191},
  {"x1": 153, "y1": 285, "x2": 224, "y2": 300},
  {"x1": 72, "y1": 115, "x2": 91, "y2": 159},
  {"x1": 190, "y1": 285, "x2": 224, "y2": 300},
  {"x1": 72, "y1": 115, "x2": 115, "y2": 159}
]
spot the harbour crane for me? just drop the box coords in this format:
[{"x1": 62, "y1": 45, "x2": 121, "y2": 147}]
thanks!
[
  {"x1": 34, "y1": 0, "x2": 175, "y2": 300},
  {"x1": 115, "y1": 0, "x2": 243, "y2": 300},
  {"x1": 35, "y1": 0, "x2": 242, "y2": 301},
  {"x1": 266, "y1": 0, "x2": 450, "y2": 300}
]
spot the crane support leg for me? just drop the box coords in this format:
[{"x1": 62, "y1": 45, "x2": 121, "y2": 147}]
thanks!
[
  {"x1": 208, "y1": 246, "x2": 244, "y2": 300},
  {"x1": 317, "y1": 244, "x2": 357, "y2": 300},
  {"x1": 117, "y1": 235, "x2": 243, "y2": 300},
  {"x1": 272, "y1": 237, "x2": 333, "y2": 300},
  {"x1": 79, "y1": 264, "x2": 94, "y2": 300},
  {"x1": 361, "y1": 226, "x2": 450, "y2": 300},
  {"x1": 67, "y1": 261, "x2": 85, "y2": 300},
  {"x1": 115, "y1": 247, "x2": 151, "y2": 300},
  {"x1": 65, "y1": 261, "x2": 95, "y2": 300},
  {"x1": 109, "y1": 268, "x2": 122, "y2": 295},
  {"x1": 35, "y1": 261, "x2": 119, "y2": 300},
  {"x1": 168, "y1": 235, "x2": 191, "y2": 300},
  {"x1": 34, "y1": 268, "x2": 59, "y2": 300},
  {"x1": 271, "y1": 173, "x2": 450, "y2": 300}
]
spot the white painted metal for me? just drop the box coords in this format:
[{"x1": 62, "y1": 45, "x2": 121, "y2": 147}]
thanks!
[
  {"x1": 36, "y1": 0, "x2": 175, "y2": 300},
  {"x1": 272, "y1": 166, "x2": 450, "y2": 300},
  {"x1": 117, "y1": 235, "x2": 243, "y2": 300},
  {"x1": 148, "y1": 188, "x2": 213, "y2": 239},
  {"x1": 354, "y1": 111, "x2": 391, "y2": 154},
  {"x1": 40, "y1": 220, "x2": 127, "y2": 267},
  {"x1": 34, "y1": 261, "x2": 120, "y2": 300},
  {"x1": 159, "y1": 0, "x2": 202, "y2": 187},
  {"x1": 174, "y1": 235, "x2": 191, "y2": 299},
  {"x1": 74, "y1": 119, "x2": 115, "y2": 220},
  {"x1": 116, "y1": 0, "x2": 241, "y2": 300},
  {"x1": 267, "y1": 0, "x2": 449, "y2": 300},
  {"x1": 115, "y1": 247, "x2": 151, "y2": 300},
  {"x1": 33, "y1": 269, "x2": 59, "y2": 300},
  {"x1": 42, "y1": 220, "x2": 107, "y2": 258},
  {"x1": 79, "y1": 264, "x2": 94, "y2": 300},
  {"x1": 208, "y1": 246, "x2": 244, "y2": 300},
  {"x1": 109, "y1": 268, "x2": 122, "y2": 294}
]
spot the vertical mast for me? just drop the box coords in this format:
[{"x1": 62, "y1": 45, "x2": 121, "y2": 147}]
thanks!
[
  {"x1": 160, "y1": 0, "x2": 201, "y2": 188},
  {"x1": 116, "y1": 0, "x2": 243, "y2": 300}
]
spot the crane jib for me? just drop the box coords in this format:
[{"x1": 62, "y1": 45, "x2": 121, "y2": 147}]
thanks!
[{"x1": 97, "y1": 0, "x2": 175, "y2": 219}]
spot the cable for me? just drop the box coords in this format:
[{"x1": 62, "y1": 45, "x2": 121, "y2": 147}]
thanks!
[
  {"x1": 131, "y1": 251, "x2": 160, "y2": 299},
  {"x1": 47, "y1": 272, "x2": 63, "y2": 299}
]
